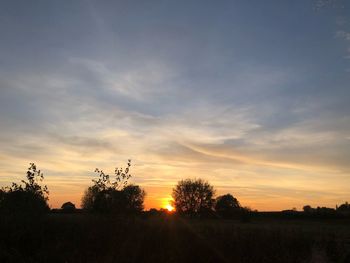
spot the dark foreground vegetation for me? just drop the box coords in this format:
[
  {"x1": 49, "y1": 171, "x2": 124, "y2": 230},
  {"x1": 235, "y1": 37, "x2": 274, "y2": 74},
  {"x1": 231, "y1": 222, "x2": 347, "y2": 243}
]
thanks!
[
  {"x1": 1, "y1": 213, "x2": 350, "y2": 263},
  {"x1": 1, "y1": 162, "x2": 350, "y2": 262}
]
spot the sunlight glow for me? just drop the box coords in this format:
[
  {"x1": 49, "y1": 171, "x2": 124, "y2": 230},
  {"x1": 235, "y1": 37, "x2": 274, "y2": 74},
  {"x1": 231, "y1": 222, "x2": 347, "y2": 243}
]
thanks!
[
  {"x1": 161, "y1": 197, "x2": 175, "y2": 212},
  {"x1": 165, "y1": 204, "x2": 174, "y2": 212}
]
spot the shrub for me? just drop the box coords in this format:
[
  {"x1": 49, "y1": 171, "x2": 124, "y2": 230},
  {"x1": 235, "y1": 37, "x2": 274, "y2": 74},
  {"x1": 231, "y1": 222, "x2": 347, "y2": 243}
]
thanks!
[
  {"x1": 81, "y1": 160, "x2": 145, "y2": 214},
  {"x1": 0, "y1": 163, "x2": 49, "y2": 215},
  {"x1": 215, "y1": 194, "x2": 241, "y2": 218},
  {"x1": 61, "y1": 202, "x2": 76, "y2": 213}
]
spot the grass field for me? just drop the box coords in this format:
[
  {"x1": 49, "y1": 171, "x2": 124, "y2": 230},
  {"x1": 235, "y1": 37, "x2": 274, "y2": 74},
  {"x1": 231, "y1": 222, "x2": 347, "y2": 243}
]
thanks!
[{"x1": 1, "y1": 213, "x2": 349, "y2": 263}]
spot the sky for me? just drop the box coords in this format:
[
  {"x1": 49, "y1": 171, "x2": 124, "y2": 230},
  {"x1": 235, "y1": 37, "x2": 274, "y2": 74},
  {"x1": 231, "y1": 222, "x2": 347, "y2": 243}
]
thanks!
[{"x1": 0, "y1": 0, "x2": 349, "y2": 211}]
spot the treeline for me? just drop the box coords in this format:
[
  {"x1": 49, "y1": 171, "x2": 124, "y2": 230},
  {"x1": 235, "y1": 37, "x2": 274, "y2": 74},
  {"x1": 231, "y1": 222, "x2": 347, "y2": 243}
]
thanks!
[
  {"x1": 303, "y1": 203, "x2": 350, "y2": 214},
  {"x1": 1, "y1": 162, "x2": 349, "y2": 219}
]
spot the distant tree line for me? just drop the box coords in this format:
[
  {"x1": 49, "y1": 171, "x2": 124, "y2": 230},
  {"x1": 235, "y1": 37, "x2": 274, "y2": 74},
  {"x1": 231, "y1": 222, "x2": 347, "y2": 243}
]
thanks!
[
  {"x1": 1, "y1": 162, "x2": 349, "y2": 220},
  {"x1": 303, "y1": 203, "x2": 350, "y2": 215}
]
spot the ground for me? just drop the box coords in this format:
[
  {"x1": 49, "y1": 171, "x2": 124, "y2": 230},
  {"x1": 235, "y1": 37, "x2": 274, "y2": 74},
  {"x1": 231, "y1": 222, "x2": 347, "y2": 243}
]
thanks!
[{"x1": 0, "y1": 213, "x2": 349, "y2": 263}]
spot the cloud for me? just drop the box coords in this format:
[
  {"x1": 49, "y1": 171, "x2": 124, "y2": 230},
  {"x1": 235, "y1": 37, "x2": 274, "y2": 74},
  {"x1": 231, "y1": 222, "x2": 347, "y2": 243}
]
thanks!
[
  {"x1": 336, "y1": 30, "x2": 350, "y2": 41},
  {"x1": 335, "y1": 29, "x2": 350, "y2": 59},
  {"x1": 336, "y1": 16, "x2": 347, "y2": 26},
  {"x1": 68, "y1": 57, "x2": 177, "y2": 100},
  {"x1": 1, "y1": 1, "x2": 350, "y2": 210}
]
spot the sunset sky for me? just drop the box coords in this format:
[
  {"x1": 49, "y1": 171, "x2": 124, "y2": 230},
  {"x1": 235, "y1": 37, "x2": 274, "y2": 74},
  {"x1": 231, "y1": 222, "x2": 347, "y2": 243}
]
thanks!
[{"x1": 0, "y1": 1, "x2": 349, "y2": 211}]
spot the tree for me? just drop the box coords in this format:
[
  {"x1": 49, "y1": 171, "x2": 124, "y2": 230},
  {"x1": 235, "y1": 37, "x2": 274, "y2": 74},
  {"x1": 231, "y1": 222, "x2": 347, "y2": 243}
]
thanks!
[
  {"x1": 337, "y1": 202, "x2": 350, "y2": 213},
  {"x1": 61, "y1": 201, "x2": 76, "y2": 213},
  {"x1": 81, "y1": 160, "x2": 145, "y2": 214},
  {"x1": 0, "y1": 163, "x2": 49, "y2": 215},
  {"x1": 215, "y1": 194, "x2": 241, "y2": 218},
  {"x1": 303, "y1": 205, "x2": 314, "y2": 213},
  {"x1": 123, "y1": 184, "x2": 145, "y2": 213},
  {"x1": 172, "y1": 178, "x2": 215, "y2": 216}
]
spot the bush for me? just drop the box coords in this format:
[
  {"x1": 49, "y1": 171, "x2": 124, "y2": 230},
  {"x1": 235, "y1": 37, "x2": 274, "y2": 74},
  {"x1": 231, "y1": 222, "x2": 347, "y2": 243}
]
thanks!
[
  {"x1": 0, "y1": 163, "x2": 49, "y2": 215},
  {"x1": 215, "y1": 194, "x2": 241, "y2": 218},
  {"x1": 0, "y1": 190, "x2": 49, "y2": 215},
  {"x1": 61, "y1": 202, "x2": 76, "y2": 213},
  {"x1": 81, "y1": 160, "x2": 145, "y2": 214}
]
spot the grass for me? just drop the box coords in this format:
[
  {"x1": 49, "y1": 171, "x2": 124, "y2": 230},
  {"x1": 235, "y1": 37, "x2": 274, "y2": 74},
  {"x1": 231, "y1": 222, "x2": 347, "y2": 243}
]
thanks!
[{"x1": 0, "y1": 213, "x2": 349, "y2": 263}]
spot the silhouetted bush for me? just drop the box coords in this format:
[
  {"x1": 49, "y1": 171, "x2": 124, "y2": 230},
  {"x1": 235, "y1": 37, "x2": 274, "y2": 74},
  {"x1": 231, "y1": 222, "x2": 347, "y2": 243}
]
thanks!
[
  {"x1": 148, "y1": 208, "x2": 159, "y2": 215},
  {"x1": 215, "y1": 194, "x2": 241, "y2": 218},
  {"x1": 315, "y1": 206, "x2": 336, "y2": 216},
  {"x1": 0, "y1": 163, "x2": 49, "y2": 215},
  {"x1": 172, "y1": 178, "x2": 215, "y2": 217},
  {"x1": 145, "y1": 208, "x2": 172, "y2": 218},
  {"x1": 337, "y1": 202, "x2": 350, "y2": 213},
  {"x1": 303, "y1": 205, "x2": 313, "y2": 213},
  {"x1": 81, "y1": 160, "x2": 145, "y2": 214},
  {"x1": 287, "y1": 204, "x2": 350, "y2": 219},
  {"x1": 61, "y1": 201, "x2": 76, "y2": 213}
]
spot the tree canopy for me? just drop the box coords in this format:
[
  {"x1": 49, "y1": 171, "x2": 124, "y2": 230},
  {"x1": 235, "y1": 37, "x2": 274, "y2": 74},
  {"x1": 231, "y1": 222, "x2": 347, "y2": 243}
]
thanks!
[
  {"x1": 337, "y1": 202, "x2": 350, "y2": 213},
  {"x1": 61, "y1": 201, "x2": 76, "y2": 212},
  {"x1": 215, "y1": 194, "x2": 241, "y2": 218},
  {"x1": 172, "y1": 178, "x2": 215, "y2": 216}
]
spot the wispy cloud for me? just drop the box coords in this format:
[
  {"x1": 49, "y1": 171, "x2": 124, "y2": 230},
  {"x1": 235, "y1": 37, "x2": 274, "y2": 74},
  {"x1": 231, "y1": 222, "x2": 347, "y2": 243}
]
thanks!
[{"x1": 0, "y1": 1, "x2": 349, "y2": 210}]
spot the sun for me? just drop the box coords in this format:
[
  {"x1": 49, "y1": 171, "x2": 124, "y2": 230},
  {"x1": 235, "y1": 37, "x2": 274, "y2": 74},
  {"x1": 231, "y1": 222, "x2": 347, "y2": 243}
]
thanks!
[
  {"x1": 161, "y1": 197, "x2": 175, "y2": 212},
  {"x1": 165, "y1": 204, "x2": 174, "y2": 212}
]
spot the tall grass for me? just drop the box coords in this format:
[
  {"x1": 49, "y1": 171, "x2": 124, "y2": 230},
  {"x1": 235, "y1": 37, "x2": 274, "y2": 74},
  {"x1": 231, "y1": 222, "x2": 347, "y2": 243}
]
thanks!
[{"x1": 0, "y1": 214, "x2": 349, "y2": 263}]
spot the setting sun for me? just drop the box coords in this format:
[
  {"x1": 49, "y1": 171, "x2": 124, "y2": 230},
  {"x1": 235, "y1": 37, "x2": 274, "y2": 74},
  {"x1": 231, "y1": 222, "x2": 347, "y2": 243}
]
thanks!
[
  {"x1": 165, "y1": 204, "x2": 174, "y2": 212},
  {"x1": 161, "y1": 197, "x2": 175, "y2": 212}
]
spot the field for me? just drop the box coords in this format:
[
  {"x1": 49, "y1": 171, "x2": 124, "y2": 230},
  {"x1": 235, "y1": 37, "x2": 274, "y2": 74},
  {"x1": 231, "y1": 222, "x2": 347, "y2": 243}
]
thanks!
[{"x1": 1, "y1": 213, "x2": 349, "y2": 263}]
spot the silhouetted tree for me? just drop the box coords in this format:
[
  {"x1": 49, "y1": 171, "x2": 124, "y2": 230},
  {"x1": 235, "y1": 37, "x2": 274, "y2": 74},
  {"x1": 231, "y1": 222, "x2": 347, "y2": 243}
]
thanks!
[
  {"x1": 215, "y1": 194, "x2": 241, "y2": 218},
  {"x1": 123, "y1": 184, "x2": 145, "y2": 213},
  {"x1": 172, "y1": 178, "x2": 215, "y2": 216},
  {"x1": 149, "y1": 208, "x2": 158, "y2": 214},
  {"x1": 315, "y1": 206, "x2": 336, "y2": 216},
  {"x1": 81, "y1": 160, "x2": 145, "y2": 214},
  {"x1": 303, "y1": 205, "x2": 314, "y2": 213},
  {"x1": 0, "y1": 163, "x2": 49, "y2": 215},
  {"x1": 61, "y1": 201, "x2": 76, "y2": 213},
  {"x1": 337, "y1": 202, "x2": 350, "y2": 213}
]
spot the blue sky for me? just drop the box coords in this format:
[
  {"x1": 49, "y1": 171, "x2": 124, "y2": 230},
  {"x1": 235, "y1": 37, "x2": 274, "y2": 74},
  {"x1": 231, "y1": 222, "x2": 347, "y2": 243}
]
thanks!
[{"x1": 0, "y1": 0, "x2": 349, "y2": 210}]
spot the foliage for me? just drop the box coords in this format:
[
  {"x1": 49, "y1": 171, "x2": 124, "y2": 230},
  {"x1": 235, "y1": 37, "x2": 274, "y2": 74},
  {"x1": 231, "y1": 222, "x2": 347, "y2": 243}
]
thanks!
[
  {"x1": 337, "y1": 202, "x2": 350, "y2": 212},
  {"x1": 303, "y1": 205, "x2": 313, "y2": 213},
  {"x1": 299, "y1": 205, "x2": 344, "y2": 219},
  {"x1": 81, "y1": 160, "x2": 145, "y2": 214},
  {"x1": 123, "y1": 184, "x2": 145, "y2": 212},
  {"x1": 92, "y1": 160, "x2": 131, "y2": 191},
  {"x1": 61, "y1": 202, "x2": 76, "y2": 213},
  {"x1": 172, "y1": 178, "x2": 215, "y2": 216},
  {"x1": 215, "y1": 194, "x2": 241, "y2": 218},
  {"x1": 0, "y1": 163, "x2": 49, "y2": 215}
]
